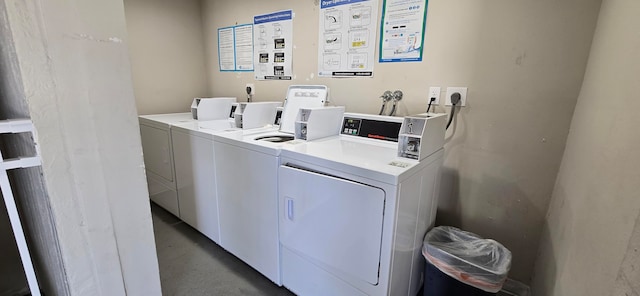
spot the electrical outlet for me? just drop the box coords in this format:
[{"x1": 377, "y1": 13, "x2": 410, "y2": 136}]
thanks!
[
  {"x1": 246, "y1": 83, "x2": 255, "y2": 95},
  {"x1": 445, "y1": 87, "x2": 467, "y2": 106},
  {"x1": 428, "y1": 87, "x2": 441, "y2": 105}
]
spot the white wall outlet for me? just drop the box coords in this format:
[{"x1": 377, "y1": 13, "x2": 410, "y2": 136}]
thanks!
[
  {"x1": 445, "y1": 87, "x2": 468, "y2": 106},
  {"x1": 246, "y1": 83, "x2": 255, "y2": 95},
  {"x1": 428, "y1": 87, "x2": 441, "y2": 105}
]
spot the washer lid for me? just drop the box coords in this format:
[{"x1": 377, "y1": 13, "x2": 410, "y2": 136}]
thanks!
[{"x1": 279, "y1": 85, "x2": 328, "y2": 134}]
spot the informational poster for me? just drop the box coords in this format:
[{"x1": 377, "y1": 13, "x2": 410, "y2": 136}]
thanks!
[
  {"x1": 379, "y1": 0, "x2": 428, "y2": 62},
  {"x1": 234, "y1": 24, "x2": 254, "y2": 71},
  {"x1": 253, "y1": 10, "x2": 293, "y2": 80},
  {"x1": 318, "y1": 0, "x2": 379, "y2": 78},
  {"x1": 218, "y1": 27, "x2": 235, "y2": 71},
  {"x1": 217, "y1": 24, "x2": 254, "y2": 72}
]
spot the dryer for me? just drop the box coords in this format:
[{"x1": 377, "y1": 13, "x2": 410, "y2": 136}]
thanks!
[
  {"x1": 212, "y1": 85, "x2": 329, "y2": 285},
  {"x1": 139, "y1": 112, "x2": 194, "y2": 216},
  {"x1": 277, "y1": 113, "x2": 447, "y2": 296}
]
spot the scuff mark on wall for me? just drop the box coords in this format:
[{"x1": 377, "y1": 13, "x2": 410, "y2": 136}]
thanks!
[
  {"x1": 515, "y1": 51, "x2": 527, "y2": 66},
  {"x1": 66, "y1": 33, "x2": 123, "y2": 44}
]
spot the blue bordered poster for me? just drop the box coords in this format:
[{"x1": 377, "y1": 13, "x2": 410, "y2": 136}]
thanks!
[
  {"x1": 253, "y1": 10, "x2": 293, "y2": 80},
  {"x1": 379, "y1": 0, "x2": 428, "y2": 63},
  {"x1": 218, "y1": 26, "x2": 235, "y2": 71},
  {"x1": 217, "y1": 24, "x2": 254, "y2": 72},
  {"x1": 318, "y1": 0, "x2": 379, "y2": 78}
]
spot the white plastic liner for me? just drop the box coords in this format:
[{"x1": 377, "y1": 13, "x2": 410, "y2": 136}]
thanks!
[{"x1": 422, "y1": 226, "x2": 512, "y2": 293}]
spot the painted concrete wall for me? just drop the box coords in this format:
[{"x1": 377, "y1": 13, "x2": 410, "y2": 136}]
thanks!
[
  {"x1": 124, "y1": 0, "x2": 209, "y2": 115},
  {"x1": 201, "y1": 0, "x2": 601, "y2": 282},
  {"x1": 3, "y1": 0, "x2": 162, "y2": 295},
  {"x1": 0, "y1": 1, "x2": 68, "y2": 295},
  {"x1": 0, "y1": 3, "x2": 29, "y2": 295},
  {"x1": 530, "y1": 0, "x2": 640, "y2": 294}
]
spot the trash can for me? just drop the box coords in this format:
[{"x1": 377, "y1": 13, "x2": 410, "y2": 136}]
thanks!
[{"x1": 422, "y1": 226, "x2": 512, "y2": 296}]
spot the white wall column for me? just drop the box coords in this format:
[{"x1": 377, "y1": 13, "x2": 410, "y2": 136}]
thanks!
[{"x1": 2, "y1": 0, "x2": 162, "y2": 294}]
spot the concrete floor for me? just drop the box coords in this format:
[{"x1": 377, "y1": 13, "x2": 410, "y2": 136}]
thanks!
[
  {"x1": 152, "y1": 204, "x2": 525, "y2": 296},
  {"x1": 151, "y1": 204, "x2": 294, "y2": 296}
]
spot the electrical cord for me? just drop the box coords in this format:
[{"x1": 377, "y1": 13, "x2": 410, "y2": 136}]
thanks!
[
  {"x1": 446, "y1": 92, "x2": 461, "y2": 130},
  {"x1": 246, "y1": 86, "x2": 252, "y2": 102},
  {"x1": 426, "y1": 97, "x2": 435, "y2": 113}
]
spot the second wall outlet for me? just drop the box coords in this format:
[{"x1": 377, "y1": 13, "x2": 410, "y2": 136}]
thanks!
[
  {"x1": 428, "y1": 87, "x2": 441, "y2": 105},
  {"x1": 246, "y1": 83, "x2": 255, "y2": 95},
  {"x1": 445, "y1": 87, "x2": 467, "y2": 106}
]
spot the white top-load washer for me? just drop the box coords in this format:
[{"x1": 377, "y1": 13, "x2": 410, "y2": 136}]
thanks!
[
  {"x1": 212, "y1": 85, "x2": 330, "y2": 285},
  {"x1": 171, "y1": 101, "x2": 283, "y2": 244},
  {"x1": 277, "y1": 112, "x2": 447, "y2": 296},
  {"x1": 139, "y1": 98, "x2": 237, "y2": 216}
]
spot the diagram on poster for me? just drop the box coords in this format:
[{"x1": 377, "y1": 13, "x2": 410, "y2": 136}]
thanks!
[
  {"x1": 318, "y1": 0, "x2": 379, "y2": 78},
  {"x1": 253, "y1": 10, "x2": 293, "y2": 80},
  {"x1": 379, "y1": 0, "x2": 428, "y2": 62}
]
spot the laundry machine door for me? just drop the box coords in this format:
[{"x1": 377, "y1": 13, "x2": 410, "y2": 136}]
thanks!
[
  {"x1": 279, "y1": 164, "x2": 385, "y2": 285},
  {"x1": 139, "y1": 124, "x2": 174, "y2": 182}
]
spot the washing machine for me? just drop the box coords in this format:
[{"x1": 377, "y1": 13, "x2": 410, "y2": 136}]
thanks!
[
  {"x1": 171, "y1": 120, "x2": 236, "y2": 244},
  {"x1": 139, "y1": 98, "x2": 238, "y2": 216},
  {"x1": 171, "y1": 102, "x2": 283, "y2": 244},
  {"x1": 277, "y1": 112, "x2": 447, "y2": 296},
  {"x1": 212, "y1": 85, "x2": 329, "y2": 285}
]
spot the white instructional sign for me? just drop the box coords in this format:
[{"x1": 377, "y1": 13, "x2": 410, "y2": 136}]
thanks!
[
  {"x1": 217, "y1": 24, "x2": 254, "y2": 72},
  {"x1": 253, "y1": 10, "x2": 293, "y2": 80},
  {"x1": 379, "y1": 0, "x2": 428, "y2": 62},
  {"x1": 318, "y1": 0, "x2": 379, "y2": 78}
]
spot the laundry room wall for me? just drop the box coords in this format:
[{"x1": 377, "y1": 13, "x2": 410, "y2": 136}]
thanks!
[
  {"x1": 124, "y1": 0, "x2": 209, "y2": 115},
  {"x1": 531, "y1": 0, "x2": 640, "y2": 295},
  {"x1": 201, "y1": 0, "x2": 602, "y2": 282}
]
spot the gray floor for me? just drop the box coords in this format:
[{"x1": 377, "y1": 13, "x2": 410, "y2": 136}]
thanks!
[
  {"x1": 151, "y1": 204, "x2": 294, "y2": 296},
  {"x1": 152, "y1": 204, "x2": 523, "y2": 296}
]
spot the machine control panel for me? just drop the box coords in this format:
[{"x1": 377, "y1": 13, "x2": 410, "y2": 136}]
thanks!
[
  {"x1": 341, "y1": 117, "x2": 402, "y2": 142},
  {"x1": 342, "y1": 118, "x2": 362, "y2": 136}
]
